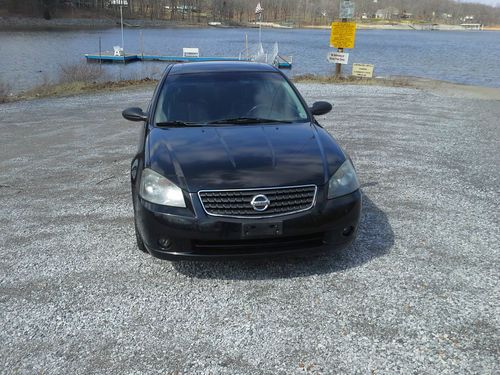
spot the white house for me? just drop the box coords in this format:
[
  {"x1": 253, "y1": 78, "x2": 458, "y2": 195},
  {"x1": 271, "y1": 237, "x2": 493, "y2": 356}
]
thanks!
[{"x1": 375, "y1": 7, "x2": 399, "y2": 20}]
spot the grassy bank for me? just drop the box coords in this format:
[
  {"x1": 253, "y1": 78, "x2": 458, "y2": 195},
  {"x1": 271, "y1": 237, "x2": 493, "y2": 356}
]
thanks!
[
  {"x1": 0, "y1": 62, "x2": 159, "y2": 103},
  {"x1": 2, "y1": 69, "x2": 499, "y2": 104},
  {"x1": 0, "y1": 74, "x2": 407, "y2": 103},
  {"x1": 0, "y1": 82, "x2": 11, "y2": 103},
  {"x1": 294, "y1": 73, "x2": 500, "y2": 100},
  {"x1": 293, "y1": 74, "x2": 412, "y2": 87},
  {"x1": 13, "y1": 78, "x2": 158, "y2": 102}
]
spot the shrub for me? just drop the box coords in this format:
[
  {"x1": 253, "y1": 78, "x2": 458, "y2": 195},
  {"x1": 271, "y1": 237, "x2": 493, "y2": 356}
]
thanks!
[
  {"x1": 58, "y1": 62, "x2": 107, "y2": 84},
  {"x1": 0, "y1": 81, "x2": 11, "y2": 103}
]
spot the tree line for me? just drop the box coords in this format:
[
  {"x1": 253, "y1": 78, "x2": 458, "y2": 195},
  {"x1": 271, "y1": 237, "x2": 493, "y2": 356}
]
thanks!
[{"x1": 2, "y1": 0, "x2": 500, "y2": 25}]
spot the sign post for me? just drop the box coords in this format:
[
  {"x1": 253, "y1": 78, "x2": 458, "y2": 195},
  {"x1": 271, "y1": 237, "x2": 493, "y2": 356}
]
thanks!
[{"x1": 330, "y1": 0, "x2": 356, "y2": 77}]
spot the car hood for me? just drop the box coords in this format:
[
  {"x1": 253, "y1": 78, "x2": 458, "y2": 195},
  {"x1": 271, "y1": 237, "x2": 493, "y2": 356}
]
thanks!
[{"x1": 146, "y1": 123, "x2": 346, "y2": 192}]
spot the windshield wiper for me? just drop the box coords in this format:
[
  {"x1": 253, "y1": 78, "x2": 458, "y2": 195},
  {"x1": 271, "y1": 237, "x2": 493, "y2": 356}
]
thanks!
[
  {"x1": 207, "y1": 117, "x2": 292, "y2": 125},
  {"x1": 155, "y1": 121, "x2": 202, "y2": 127}
]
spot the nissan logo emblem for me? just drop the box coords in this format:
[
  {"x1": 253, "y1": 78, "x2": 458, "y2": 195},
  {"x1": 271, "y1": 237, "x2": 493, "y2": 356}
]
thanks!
[{"x1": 250, "y1": 194, "x2": 270, "y2": 212}]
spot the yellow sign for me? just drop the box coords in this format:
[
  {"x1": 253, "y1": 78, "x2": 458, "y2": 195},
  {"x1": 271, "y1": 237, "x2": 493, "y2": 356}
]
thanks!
[
  {"x1": 352, "y1": 64, "x2": 375, "y2": 78},
  {"x1": 330, "y1": 22, "x2": 357, "y2": 49}
]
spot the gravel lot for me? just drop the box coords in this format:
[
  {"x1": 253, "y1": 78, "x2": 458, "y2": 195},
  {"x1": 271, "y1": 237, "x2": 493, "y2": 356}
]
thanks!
[{"x1": 0, "y1": 83, "x2": 498, "y2": 374}]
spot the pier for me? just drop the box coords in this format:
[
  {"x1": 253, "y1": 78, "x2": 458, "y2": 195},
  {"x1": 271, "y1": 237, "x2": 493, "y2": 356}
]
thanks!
[{"x1": 84, "y1": 53, "x2": 292, "y2": 69}]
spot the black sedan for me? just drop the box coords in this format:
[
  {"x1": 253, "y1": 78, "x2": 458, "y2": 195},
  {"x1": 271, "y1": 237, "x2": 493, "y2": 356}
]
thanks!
[{"x1": 122, "y1": 62, "x2": 361, "y2": 260}]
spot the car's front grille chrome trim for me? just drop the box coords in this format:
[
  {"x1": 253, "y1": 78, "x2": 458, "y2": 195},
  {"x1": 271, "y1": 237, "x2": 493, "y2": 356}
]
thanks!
[{"x1": 197, "y1": 184, "x2": 317, "y2": 219}]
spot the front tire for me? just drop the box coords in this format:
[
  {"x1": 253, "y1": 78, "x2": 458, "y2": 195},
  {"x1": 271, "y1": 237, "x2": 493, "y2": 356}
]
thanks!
[
  {"x1": 132, "y1": 184, "x2": 148, "y2": 254},
  {"x1": 134, "y1": 217, "x2": 148, "y2": 253}
]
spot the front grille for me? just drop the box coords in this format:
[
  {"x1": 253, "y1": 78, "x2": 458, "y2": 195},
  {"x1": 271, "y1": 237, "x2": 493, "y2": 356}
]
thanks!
[
  {"x1": 198, "y1": 185, "x2": 317, "y2": 218},
  {"x1": 192, "y1": 233, "x2": 325, "y2": 254}
]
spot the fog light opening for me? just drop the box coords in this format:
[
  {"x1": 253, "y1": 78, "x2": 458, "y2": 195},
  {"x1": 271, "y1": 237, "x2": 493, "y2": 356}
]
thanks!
[
  {"x1": 158, "y1": 238, "x2": 172, "y2": 250},
  {"x1": 342, "y1": 226, "x2": 355, "y2": 237}
]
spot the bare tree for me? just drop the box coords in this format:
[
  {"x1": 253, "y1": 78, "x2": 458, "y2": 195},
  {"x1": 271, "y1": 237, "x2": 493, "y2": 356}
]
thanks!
[{"x1": 1, "y1": 0, "x2": 498, "y2": 24}]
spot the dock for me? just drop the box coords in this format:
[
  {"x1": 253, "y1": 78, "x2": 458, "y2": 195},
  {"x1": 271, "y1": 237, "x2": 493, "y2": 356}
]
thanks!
[
  {"x1": 84, "y1": 53, "x2": 293, "y2": 69},
  {"x1": 275, "y1": 55, "x2": 292, "y2": 69}
]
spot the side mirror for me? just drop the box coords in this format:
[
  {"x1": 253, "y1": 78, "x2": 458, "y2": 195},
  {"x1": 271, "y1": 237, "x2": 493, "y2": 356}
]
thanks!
[
  {"x1": 122, "y1": 107, "x2": 148, "y2": 122},
  {"x1": 309, "y1": 101, "x2": 333, "y2": 116}
]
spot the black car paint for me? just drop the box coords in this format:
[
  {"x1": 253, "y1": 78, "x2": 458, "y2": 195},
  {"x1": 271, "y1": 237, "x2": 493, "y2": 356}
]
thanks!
[
  {"x1": 136, "y1": 189, "x2": 361, "y2": 259},
  {"x1": 126, "y1": 62, "x2": 361, "y2": 260},
  {"x1": 146, "y1": 123, "x2": 346, "y2": 192}
]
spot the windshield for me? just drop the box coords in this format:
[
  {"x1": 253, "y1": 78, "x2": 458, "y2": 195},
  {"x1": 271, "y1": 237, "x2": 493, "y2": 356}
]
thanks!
[{"x1": 154, "y1": 71, "x2": 309, "y2": 125}]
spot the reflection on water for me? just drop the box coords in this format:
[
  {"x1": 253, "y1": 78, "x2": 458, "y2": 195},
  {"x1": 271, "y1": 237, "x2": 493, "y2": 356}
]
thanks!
[{"x1": 1, "y1": 27, "x2": 499, "y2": 92}]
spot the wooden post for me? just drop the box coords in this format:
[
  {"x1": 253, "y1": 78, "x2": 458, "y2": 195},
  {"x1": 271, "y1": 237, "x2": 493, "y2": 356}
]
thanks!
[
  {"x1": 140, "y1": 30, "x2": 144, "y2": 59},
  {"x1": 335, "y1": 47, "x2": 343, "y2": 76},
  {"x1": 98, "y1": 36, "x2": 102, "y2": 68},
  {"x1": 245, "y1": 33, "x2": 248, "y2": 60}
]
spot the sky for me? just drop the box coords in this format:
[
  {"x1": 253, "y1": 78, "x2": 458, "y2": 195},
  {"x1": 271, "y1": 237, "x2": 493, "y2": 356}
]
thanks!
[{"x1": 460, "y1": 0, "x2": 499, "y2": 5}]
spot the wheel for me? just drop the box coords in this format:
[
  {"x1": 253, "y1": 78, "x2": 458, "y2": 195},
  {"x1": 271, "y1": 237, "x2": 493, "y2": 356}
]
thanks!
[
  {"x1": 134, "y1": 214, "x2": 148, "y2": 253},
  {"x1": 132, "y1": 186, "x2": 148, "y2": 253}
]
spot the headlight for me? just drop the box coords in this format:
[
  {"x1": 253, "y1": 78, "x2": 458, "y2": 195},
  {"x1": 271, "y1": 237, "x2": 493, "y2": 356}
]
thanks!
[
  {"x1": 327, "y1": 159, "x2": 360, "y2": 199},
  {"x1": 139, "y1": 168, "x2": 186, "y2": 207}
]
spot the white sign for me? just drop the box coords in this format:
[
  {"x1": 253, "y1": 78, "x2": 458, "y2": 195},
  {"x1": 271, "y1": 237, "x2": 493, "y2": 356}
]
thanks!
[
  {"x1": 327, "y1": 51, "x2": 349, "y2": 64},
  {"x1": 352, "y1": 63, "x2": 374, "y2": 78},
  {"x1": 340, "y1": 0, "x2": 355, "y2": 19},
  {"x1": 183, "y1": 48, "x2": 200, "y2": 58}
]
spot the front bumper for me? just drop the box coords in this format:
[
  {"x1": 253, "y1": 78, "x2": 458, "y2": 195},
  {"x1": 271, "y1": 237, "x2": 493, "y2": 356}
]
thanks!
[{"x1": 135, "y1": 187, "x2": 361, "y2": 260}]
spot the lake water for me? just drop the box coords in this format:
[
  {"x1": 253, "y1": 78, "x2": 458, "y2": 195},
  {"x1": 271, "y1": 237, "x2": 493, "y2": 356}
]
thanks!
[{"x1": 1, "y1": 27, "x2": 499, "y2": 92}]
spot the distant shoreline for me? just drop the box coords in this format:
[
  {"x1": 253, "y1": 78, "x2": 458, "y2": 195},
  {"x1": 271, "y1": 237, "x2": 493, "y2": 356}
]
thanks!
[
  {"x1": 1, "y1": 16, "x2": 499, "y2": 32},
  {"x1": 305, "y1": 24, "x2": 500, "y2": 32},
  {"x1": 0, "y1": 16, "x2": 206, "y2": 31}
]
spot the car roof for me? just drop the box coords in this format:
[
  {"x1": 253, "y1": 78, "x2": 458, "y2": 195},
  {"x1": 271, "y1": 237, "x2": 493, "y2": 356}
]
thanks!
[{"x1": 168, "y1": 61, "x2": 279, "y2": 75}]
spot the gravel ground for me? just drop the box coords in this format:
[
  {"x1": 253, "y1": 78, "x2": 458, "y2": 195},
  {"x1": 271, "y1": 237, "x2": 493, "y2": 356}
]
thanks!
[{"x1": 0, "y1": 83, "x2": 498, "y2": 374}]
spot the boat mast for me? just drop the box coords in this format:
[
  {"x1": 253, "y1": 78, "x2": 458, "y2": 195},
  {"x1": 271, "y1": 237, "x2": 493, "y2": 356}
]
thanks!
[{"x1": 258, "y1": 13, "x2": 262, "y2": 45}]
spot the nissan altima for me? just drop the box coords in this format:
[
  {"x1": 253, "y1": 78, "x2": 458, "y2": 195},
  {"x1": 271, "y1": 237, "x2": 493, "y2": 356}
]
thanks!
[{"x1": 122, "y1": 62, "x2": 361, "y2": 260}]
